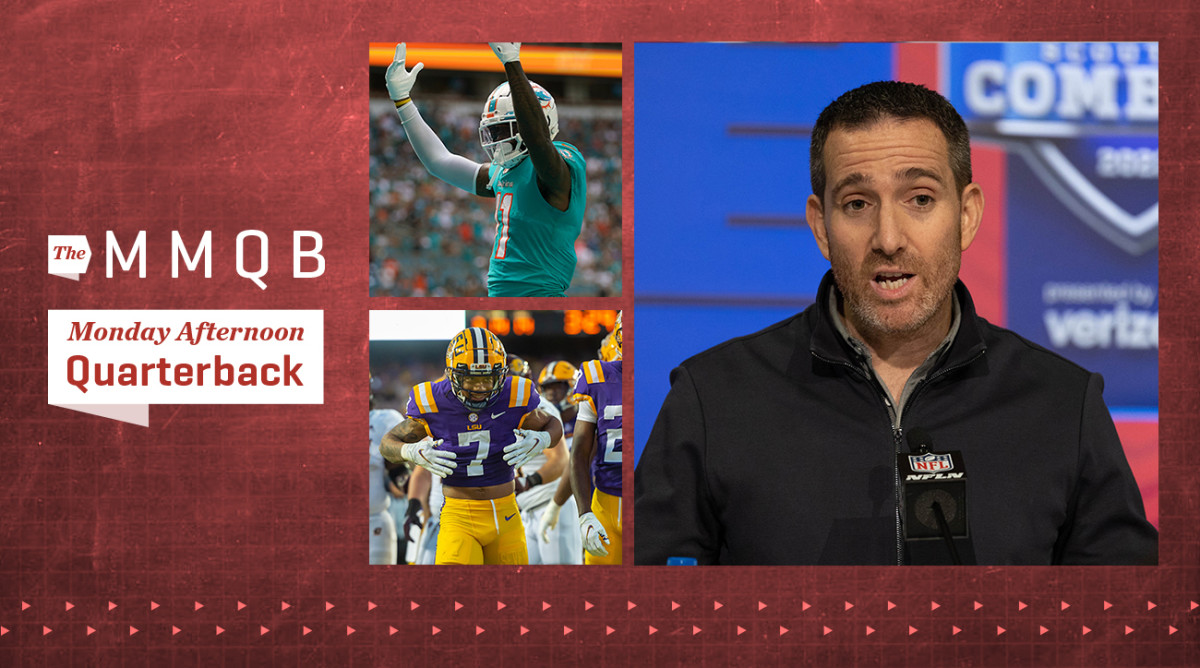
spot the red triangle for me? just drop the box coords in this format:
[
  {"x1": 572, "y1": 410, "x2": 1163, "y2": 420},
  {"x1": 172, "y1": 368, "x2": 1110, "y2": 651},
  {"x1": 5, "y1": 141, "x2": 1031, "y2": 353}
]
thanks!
[
  {"x1": 802, "y1": 601, "x2": 811, "y2": 611},
  {"x1": 758, "y1": 601, "x2": 768, "y2": 611},
  {"x1": 520, "y1": 626, "x2": 529, "y2": 636},
  {"x1": 1104, "y1": 601, "x2": 1112, "y2": 610},
  {"x1": 908, "y1": 625, "x2": 918, "y2": 635},
  {"x1": 1018, "y1": 601, "x2": 1027, "y2": 611},
  {"x1": 410, "y1": 601, "x2": 420, "y2": 611},
  {"x1": 543, "y1": 601, "x2": 552, "y2": 611},
  {"x1": 147, "y1": 602, "x2": 156, "y2": 611},
  {"x1": 368, "y1": 601, "x2": 377, "y2": 611},
  {"x1": 21, "y1": 602, "x2": 30, "y2": 611},
  {"x1": 649, "y1": 625, "x2": 657, "y2": 635},
  {"x1": 237, "y1": 601, "x2": 246, "y2": 611},
  {"x1": 692, "y1": 625, "x2": 701, "y2": 635},
  {"x1": 584, "y1": 601, "x2": 594, "y2": 610},
  {"x1": 215, "y1": 626, "x2": 224, "y2": 635},
  {"x1": 866, "y1": 626, "x2": 875, "y2": 636},
  {"x1": 952, "y1": 626, "x2": 961, "y2": 635},
  {"x1": 260, "y1": 626, "x2": 269, "y2": 636},
  {"x1": 431, "y1": 626, "x2": 441, "y2": 636},
  {"x1": 65, "y1": 602, "x2": 74, "y2": 611},
  {"x1": 42, "y1": 626, "x2": 51, "y2": 636},
  {"x1": 1125, "y1": 625, "x2": 1134, "y2": 635},
  {"x1": 1061, "y1": 601, "x2": 1070, "y2": 611},
  {"x1": 1169, "y1": 626, "x2": 1178, "y2": 635},
  {"x1": 845, "y1": 601, "x2": 854, "y2": 611},
  {"x1": 302, "y1": 626, "x2": 312, "y2": 636},
  {"x1": 0, "y1": 627, "x2": 7, "y2": 636},
  {"x1": 1191, "y1": 601, "x2": 1198, "y2": 611},
  {"x1": 129, "y1": 626, "x2": 138, "y2": 636},
  {"x1": 454, "y1": 601, "x2": 463, "y2": 611},
  {"x1": 476, "y1": 626, "x2": 485, "y2": 635},
  {"x1": 779, "y1": 626, "x2": 788, "y2": 636},
  {"x1": 389, "y1": 626, "x2": 398, "y2": 636},
  {"x1": 172, "y1": 626, "x2": 181, "y2": 636},
  {"x1": 931, "y1": 601, "x2": 940, "y2": 611},
  {"x1": 1147, "y1": 601, "x2": 1157, "y2": 611},
  {"x1": 563, "y1": 626, "x2": 572, "y2": 636},
  {"x1": 887, "y1": 601, "x2": 897, "y2": 611},
  {"x1": 1082, "y1": 625, "x2": 1091, "y2": 635},
  {"x1": 996, "y1": 626, "x2": 1005, "y2": 636},
  {"x1": 736, "y1": 626, "x2": 746, "y2": 636},
  {"x1": 1040, "y1": 626, "x2": 1048, "y2": 635},
  {"x1": 496, "y1": 601, "x2": 505, "y2": 611},
  {"x1": 713, "y1": 601, "x2": 723, "y2": 610},
  {"x1": 194, "y1": 602, "x2": 204, "y2": 611},
  {"x1": 628, "y1": 601, "x2": 637, "y2": 610},
  {"x1": 606, "y1": 626, "x2": 615, "y2": 635},
  {"x1": 974, "y1": 601, "x2": 983, "y2": 611},
  {"x1": 325, "y1": 602, "x2": 335, "y2": 611},
  {"x1": 346, "y1": 626, "x2": 355, "y2": 636},
  {"x1": 281, "y1": 602, "x2": 290, "y2": 611},
  {"x1": 823, "y1": 626, "x2": 832, "y2": 636},
  {"x1": 86, "y1": 626, "x2": 96, "y2": 636},
  {"x1": 671, "y1": 601, "x2": 680, "y2": 611}
]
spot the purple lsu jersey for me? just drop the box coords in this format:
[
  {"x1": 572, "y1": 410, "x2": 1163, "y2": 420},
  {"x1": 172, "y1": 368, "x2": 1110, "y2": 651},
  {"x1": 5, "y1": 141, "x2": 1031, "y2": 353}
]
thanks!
[
  {"x1": 406, "y1": 376, "x2": 541, "y2": 488},
  {"x1": 572, "y1": 360, "x2": 622, "y2": 496}
]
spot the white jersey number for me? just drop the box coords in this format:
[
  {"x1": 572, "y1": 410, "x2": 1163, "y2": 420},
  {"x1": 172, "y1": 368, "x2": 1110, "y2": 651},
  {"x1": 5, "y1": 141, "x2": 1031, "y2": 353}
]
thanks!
[
  {"x1": 602, "y1": 404, "x2": 622, "y2": 464},
  {"x1": 461, "y1": 430, "x2": 492, "y2": 477},
  {"x1": 494, "y1": 193, "x2": 513, "y2": 259}
]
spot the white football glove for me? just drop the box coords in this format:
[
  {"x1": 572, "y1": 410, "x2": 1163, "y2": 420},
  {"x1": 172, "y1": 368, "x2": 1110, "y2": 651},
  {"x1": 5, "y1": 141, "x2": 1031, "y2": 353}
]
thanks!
[
  {"x1": 489, "y1": 42, "x2": 521, "y2": 64},
  {"x1": 385, "y1": 42, "x2": 424, "y2": 101},
  {"x1": 400, "y1": 437, "x2": 455, "y2": 478},
  {"x1": 539, "y1": 500, "x2": 562, "y2": 543},
  {"x1": 579, "y1": 512, "x2": 609, "y2": 557},
  {"x1": 503, "y1": 429, "x2": 550, "y2": 469}
]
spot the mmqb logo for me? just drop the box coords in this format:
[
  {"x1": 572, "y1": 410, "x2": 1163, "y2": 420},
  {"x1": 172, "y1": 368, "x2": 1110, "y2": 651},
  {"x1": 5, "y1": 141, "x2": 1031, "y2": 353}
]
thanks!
[{"x1": 951, "y1": 42, "x2": 1158, "y2": 256}]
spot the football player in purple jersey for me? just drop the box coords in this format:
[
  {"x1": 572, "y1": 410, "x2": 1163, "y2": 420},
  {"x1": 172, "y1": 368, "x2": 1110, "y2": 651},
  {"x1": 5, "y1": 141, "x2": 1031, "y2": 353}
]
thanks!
[
  {"x1": 570, "y1": 312, "x2": 624, "y2": 564},
  {"x1": 380, "y1": 327, "x2": 562, "y2": 565}
]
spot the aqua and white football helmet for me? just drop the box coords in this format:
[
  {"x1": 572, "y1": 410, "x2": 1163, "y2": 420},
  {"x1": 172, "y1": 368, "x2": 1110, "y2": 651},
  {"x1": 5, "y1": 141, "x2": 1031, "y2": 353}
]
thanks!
[{"x1": 479, "y1": 81, "x2": 559, "y2": 169}]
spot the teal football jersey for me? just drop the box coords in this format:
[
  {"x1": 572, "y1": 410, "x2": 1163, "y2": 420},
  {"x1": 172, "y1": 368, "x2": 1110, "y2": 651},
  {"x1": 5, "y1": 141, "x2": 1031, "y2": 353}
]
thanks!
[{"x1": 486, "y1": 141, "x2": 587, "y2": 297}]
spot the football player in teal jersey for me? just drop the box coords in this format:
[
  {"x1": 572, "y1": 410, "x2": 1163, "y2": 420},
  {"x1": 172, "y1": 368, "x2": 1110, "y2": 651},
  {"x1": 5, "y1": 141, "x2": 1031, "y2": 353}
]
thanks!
[{"x1": 385, "y1": 42, "x2": 587, "y2": 297}]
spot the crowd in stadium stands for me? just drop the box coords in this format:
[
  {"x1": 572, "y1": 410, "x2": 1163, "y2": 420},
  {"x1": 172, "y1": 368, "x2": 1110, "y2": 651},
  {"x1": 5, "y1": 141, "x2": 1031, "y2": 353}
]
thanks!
[{"x1": 370, "y1": 100, "x2": 622, "y2": 297}]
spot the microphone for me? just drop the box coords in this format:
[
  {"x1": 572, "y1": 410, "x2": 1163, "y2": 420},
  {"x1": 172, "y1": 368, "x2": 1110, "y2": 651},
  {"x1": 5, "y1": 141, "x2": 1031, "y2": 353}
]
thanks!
[{"x1": 899, "y1": 429, "x2": 969, "y2": 565}]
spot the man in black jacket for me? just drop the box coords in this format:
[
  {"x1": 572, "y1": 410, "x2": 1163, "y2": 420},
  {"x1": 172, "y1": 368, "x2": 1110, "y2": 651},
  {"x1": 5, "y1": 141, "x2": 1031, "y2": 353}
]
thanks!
[{"x1": 634, "y1": 81, "x2": 1157, "y2": 566}]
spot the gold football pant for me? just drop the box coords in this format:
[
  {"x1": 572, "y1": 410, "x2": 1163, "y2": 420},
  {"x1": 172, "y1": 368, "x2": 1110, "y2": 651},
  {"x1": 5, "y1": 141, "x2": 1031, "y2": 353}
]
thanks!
[
  {"x1": 436, "y1": 494, "x2": 528, "y2": 565},
  {"x1": 585, "y1": 489, "x2": 622, "y2": 565}
]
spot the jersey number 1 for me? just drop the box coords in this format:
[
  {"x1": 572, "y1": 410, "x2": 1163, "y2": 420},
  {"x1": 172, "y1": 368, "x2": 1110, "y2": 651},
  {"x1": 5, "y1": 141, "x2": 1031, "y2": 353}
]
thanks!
[{"x1": 494, "y1": 193, "x2": 513, "y2": 260}]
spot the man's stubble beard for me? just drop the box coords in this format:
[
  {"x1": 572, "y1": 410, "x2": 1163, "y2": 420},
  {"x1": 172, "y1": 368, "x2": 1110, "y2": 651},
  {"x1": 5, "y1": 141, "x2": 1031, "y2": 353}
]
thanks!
[{"x1": 829, "y1": 242, "x2": 961, "y2": 341}]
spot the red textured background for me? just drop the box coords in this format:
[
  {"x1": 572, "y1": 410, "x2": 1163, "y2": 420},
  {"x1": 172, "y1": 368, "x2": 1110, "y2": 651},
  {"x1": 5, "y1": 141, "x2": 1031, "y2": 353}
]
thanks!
[{"x1": 3, "y1": 1, "x2": 1198, "y2": 665}]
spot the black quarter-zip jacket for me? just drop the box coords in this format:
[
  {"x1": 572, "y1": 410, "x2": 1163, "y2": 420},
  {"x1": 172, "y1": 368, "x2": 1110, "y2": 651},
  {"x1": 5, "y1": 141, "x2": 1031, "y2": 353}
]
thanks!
[{"x1": 634, "y1": 272, "x2": 1157, "y2": 565}]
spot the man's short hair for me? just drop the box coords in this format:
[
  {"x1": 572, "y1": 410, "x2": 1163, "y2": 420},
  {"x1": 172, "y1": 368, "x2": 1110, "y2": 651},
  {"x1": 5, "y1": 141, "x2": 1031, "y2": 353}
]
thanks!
[{"x1": 809, "y1": 81, "x2": 973, "y2": 200}]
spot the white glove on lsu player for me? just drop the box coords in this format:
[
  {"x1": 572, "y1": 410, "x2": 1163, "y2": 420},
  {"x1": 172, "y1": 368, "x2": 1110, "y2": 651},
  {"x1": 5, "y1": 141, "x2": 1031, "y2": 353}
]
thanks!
[
  {"x1": 579, "y1": 512, "x2": 610, "y2": 557},
  {"x1": 503, "y1": 429, "x2": 550, "y2": 469},
  {"x1": 385, "y1": 42, "x2": 424, "y2": 101},
  {"x1": 539, "y1": 500, "x2": 563, "y2": 543},
  {"x1": 400, "y1": 436, "x2": 455, "y2": 478},
  {"x1": 489, "y1": 42, "x2": 521, "y2": 64}
]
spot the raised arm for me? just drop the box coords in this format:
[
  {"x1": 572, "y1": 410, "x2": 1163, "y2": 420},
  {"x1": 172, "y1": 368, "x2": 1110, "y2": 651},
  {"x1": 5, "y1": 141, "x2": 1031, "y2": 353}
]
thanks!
[
  {"x1": 386, "y1": 43, "x2": 488, "y2": 194},
  {"x1": 489, "y1": 43, "x2": 572, "y2": 210}
]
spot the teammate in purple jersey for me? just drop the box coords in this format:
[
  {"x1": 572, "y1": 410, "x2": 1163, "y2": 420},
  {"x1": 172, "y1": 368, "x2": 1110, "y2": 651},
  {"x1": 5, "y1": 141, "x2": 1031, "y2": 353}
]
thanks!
[
  {"x1": 570, "y1": 312, "x2": 623, "y2": 564},
  {"x1": 380, "y1": 327, "x2": 562, "y2": 565}
]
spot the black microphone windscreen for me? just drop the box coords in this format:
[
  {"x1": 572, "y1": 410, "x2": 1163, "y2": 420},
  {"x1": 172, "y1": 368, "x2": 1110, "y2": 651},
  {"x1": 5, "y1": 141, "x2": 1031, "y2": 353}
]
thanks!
[{"x1": 906, "y1": 427, "x2": 933, "y2": 453}]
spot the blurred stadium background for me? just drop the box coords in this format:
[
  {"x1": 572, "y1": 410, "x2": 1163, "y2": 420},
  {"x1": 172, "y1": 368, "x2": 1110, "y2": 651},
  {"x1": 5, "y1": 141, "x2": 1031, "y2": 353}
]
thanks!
[
  {"x1": 634, "y1": 42, "x2": 1159, "y2": 525},
  {"x1": 368, "y1": 44, "x2": 622, "y2": 297},
  {"x1": 369, "y1": 309, "x2": 619, "y2": 410}
]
